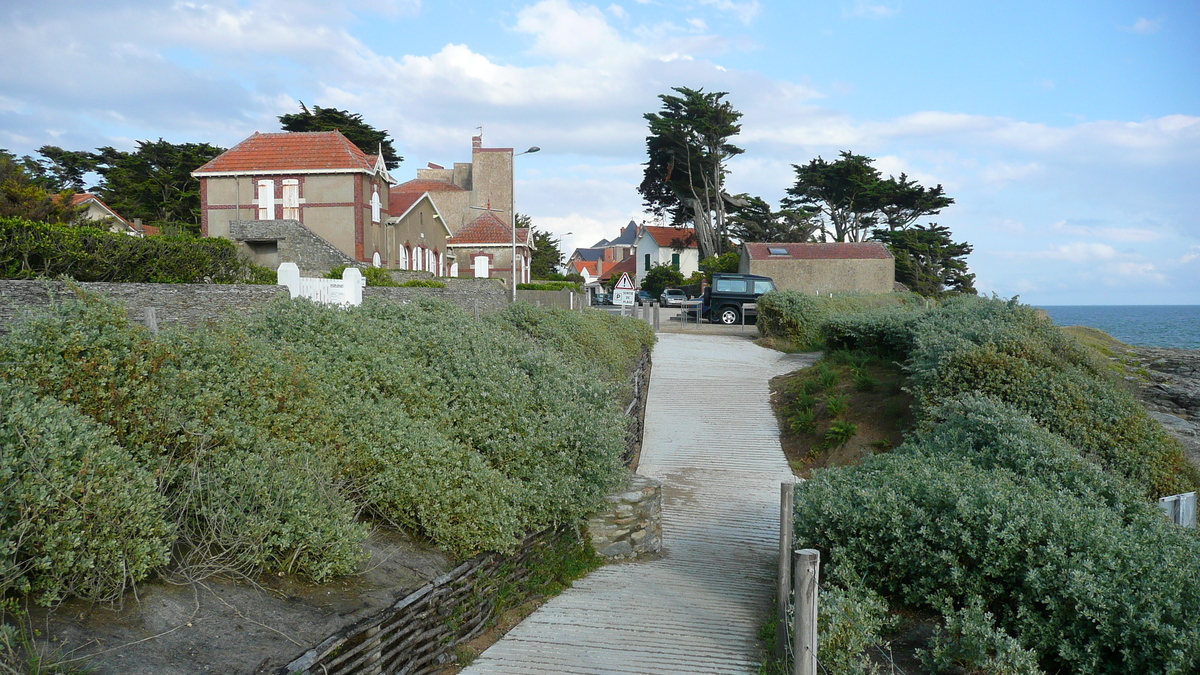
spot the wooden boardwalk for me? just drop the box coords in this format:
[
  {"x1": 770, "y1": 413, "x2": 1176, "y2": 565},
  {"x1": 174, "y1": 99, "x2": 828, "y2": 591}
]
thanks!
[{"x1": 459, "y1": 333, "x2": 813, "y2": 674}]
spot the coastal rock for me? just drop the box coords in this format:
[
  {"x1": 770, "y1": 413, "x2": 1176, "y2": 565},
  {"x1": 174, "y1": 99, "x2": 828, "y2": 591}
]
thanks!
[{"x1": 1127, "y1": 346, "x2": 1200, "y2": 469}]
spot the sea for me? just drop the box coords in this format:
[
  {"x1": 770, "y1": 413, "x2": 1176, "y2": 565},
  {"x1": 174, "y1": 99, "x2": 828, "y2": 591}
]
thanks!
[{"x1": 1038, "y1": 305, "x2": 1200, "y2": 350}]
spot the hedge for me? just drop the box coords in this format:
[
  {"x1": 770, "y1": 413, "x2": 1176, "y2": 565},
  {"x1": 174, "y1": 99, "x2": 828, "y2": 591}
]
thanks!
[
  {"x1": 756, "y1": 290, "x2": 923, "y2": 348},
  {"x1": 0, "y1": 216, "x2": 271, "y2": 283}
]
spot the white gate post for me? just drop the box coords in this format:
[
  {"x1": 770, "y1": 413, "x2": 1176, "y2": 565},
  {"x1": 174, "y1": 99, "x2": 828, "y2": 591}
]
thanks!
[
  {"x1": 342, "y1": 266, "x2": 364, "y2": 306},
  {"x1": 277, "y1": 262, "x2": 301, "y2": 298}
]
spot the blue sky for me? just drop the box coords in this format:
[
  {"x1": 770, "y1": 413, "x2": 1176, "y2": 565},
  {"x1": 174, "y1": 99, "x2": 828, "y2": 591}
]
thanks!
[{"x1": 2, "y1": 0, "x2": 1197, "y2": 304}]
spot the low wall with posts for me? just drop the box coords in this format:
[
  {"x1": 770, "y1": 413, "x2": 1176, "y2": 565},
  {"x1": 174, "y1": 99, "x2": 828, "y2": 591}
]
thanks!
[
  {"x1": 587, "y1": 473, "x2": 663, "y2": 559},
  {"x1": 0, "y1": 280, "x2": 288, "y2": 332}
]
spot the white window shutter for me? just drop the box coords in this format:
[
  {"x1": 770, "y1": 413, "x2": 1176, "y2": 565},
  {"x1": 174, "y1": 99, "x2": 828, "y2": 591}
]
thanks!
[
  {"x1": 257, "y1": 180, "x2": 274, "y2": 220},
  {"x1": 282, "y1": 180, "x2": 300, "y2": 219}
]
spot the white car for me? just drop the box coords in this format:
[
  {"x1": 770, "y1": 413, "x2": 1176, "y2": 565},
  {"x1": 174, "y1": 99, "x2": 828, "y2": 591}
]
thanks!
[{"x1": 659, "y1": 288, "x2": 687, "y2": 306}]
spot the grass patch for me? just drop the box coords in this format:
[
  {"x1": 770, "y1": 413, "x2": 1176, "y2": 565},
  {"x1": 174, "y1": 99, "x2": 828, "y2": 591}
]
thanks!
[{"x1": 770, "y1": 349, "x2": 913, "y2": 477}]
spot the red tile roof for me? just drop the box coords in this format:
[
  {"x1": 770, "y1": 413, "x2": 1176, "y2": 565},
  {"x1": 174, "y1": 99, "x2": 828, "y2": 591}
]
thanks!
[
  {"x1": 743, "y1": 242, "x2": 893, "y2": 260},
  {"x1": 389, "y1": 179, "x2": 465, "y2": 216},
  {"x1": 642, "y1": 226, "x2": 698, "y2": 248},
  {"x1": 446, "y1": 211, "x2": 530, "y2": 246},
  {"x1": 193, "y1": 131, "x2": 380, "y2": 175},
  {"x1": 572, "y1": 260, "x2": 600, "y2": 276},
  {"x1": 600, "y1": 255, "x2": 636, "y2": 282},
  {"x1": 394, "y1": 178, "x2": 466, "y2": 193}
]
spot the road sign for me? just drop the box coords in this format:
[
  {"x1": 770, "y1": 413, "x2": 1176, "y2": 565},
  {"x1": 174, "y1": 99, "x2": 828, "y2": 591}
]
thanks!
[
  {"x1": 614, "y1": 289, "x2": 635, "y2": 306},
  {"x1": 615, "y1": 273, "x2": 635, "y2": 290}
]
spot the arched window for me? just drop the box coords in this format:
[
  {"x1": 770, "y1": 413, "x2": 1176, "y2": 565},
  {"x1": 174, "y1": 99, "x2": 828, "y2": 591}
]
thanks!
[
  {"x1": 414, "y1": 246, "x2": 424, "y2": 271},
  {"x1": 398, "y1": 245, "x2": 408, "y2": 270},
  {"x1": 372, "y1": 251, "x2": 381, "y2": 268},
  {"x1": 434, "y1": 250, "x2": 442, "y2": 276},
  {"x1": 426, "y1": 248, "x2": 435, "y2": 273}
]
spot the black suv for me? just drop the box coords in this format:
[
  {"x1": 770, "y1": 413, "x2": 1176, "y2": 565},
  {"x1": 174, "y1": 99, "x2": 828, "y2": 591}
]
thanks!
[{"x1": 694, "y1": 273, "x2": 775, "y2": 324}]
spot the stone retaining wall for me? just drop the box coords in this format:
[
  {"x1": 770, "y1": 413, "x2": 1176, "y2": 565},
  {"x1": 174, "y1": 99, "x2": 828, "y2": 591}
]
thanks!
[
  {"x1": 0, "y1": 280, "x2": 287, "y2": 332},
  {"x1": 0, "y1": 278, "x2": 511, "y2": 332},
  {"x1": 587, "y1": 473, "x2": 663, "y2": 560}
]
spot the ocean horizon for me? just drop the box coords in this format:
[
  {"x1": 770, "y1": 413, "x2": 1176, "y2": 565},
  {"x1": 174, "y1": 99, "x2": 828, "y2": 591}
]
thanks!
[{"x1": 1039, "y1": 305, "x2": 1200, "y2": 350}]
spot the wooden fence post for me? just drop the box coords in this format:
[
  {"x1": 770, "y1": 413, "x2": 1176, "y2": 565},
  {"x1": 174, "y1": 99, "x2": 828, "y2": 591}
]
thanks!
[
  {"x1": 777, "y1": 482, "x2": 794, "y2": 658},
  {"x1": 793, "y1": 548, "x2": 819, "y2": 675},
  {"x1": 143, "y1": 307, "x2": 158, "y2": 335}
]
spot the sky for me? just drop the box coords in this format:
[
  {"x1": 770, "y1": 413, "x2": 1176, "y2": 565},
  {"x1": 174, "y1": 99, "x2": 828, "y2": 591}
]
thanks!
[{"x1": 1, "y1": 0, "x2": 1197, "y2": 304}]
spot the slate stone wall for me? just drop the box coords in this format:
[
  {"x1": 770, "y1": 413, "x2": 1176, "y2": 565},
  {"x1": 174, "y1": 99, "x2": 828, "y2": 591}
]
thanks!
[
  {"x1": 0, "y1": 280, "x2": 287, "y2": 332},
  {"x1": 586, "y1": 473, "x2": 663, "y2": 560},
  {"x1": 230, "y1": 219, "x2": 358, "y2": 276}
]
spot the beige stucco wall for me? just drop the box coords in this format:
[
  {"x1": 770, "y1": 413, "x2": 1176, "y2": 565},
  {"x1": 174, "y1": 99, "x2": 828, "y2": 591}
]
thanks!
[
  {"x1": 387, "y1": 199, "x2": 451, "y2": 269},
  {"x1": 427, "y1": 191, "x2": 473, "y2": 234},
  {"x1": 203, "y1": 176, "x2": 251, "y2": 207},
  {"x1": 303, "y1": 206, "x2": 356, "y2": 253},
  {"x1": 304, "y1": 174, "x2": 354, "y2": 203},
  {"x1": 744, "y1": 258, "x2": 895, "y2": 295},
  {"x1": 449, "y1": 243, "x2": 528, "y2": 282},
  {"x1": 470, "y1": 151, "x2": 513, "y2": 226}
]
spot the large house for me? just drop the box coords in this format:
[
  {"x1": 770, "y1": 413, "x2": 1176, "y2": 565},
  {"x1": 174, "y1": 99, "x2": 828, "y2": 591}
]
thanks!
[
  {"x1": 738, "y1": 242, "x2": 895, "y2": 294},
  {"x1": 192, "y1": 130, "x2": 396, "y2": 270},
  {"x1": 634, "y1": 226, "x2": 699, "y2": 285}
]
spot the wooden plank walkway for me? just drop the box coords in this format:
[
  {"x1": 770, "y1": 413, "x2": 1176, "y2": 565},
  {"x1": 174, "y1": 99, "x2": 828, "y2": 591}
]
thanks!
[{"x1": 459, "y1": 333, "x2": 814, "y2": 674}]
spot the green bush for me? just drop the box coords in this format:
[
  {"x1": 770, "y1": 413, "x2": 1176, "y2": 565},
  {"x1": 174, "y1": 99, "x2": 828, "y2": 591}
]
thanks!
[
  {"x1": 924, "y1": 598, "x2": 1043, "y2": 675},
  {"x1": 0, "y1": 216, "x2": 263, "y2": 283},
  {"x1": 756, "y1": 291, "x2": 920, "y2": 348},
  {"x1": 517, "y1": 281, "x2": 581, "y2": 292},
  {"x1": 817, "y1": 582, "x2": 892, "y2": 674},
  {"x1": 0, "y1": 289, "x2": 643, "y2": 602},
  {"x1": 794, "y1": 395, "x2": 1200, "y2": 674},
  {"x1": 400, "y1": 278, "x2": 446, "y2": 288},
  {"x1": 1, "y1": 381, "x2": 171, "y2": 606}
]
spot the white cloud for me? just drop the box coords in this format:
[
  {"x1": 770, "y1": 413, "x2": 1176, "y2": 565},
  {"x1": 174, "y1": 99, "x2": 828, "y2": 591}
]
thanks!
[
  {"x1": 698, "y1": 0, "x2": 761, "y2": 25},
  {"x1": 607, "y1": 4, "x2": 628, "y2": 19},
  {"x1": 844, "y1": 1, "x2": 899, "y2": 19},
  {"x1": 1052, "y1": 222, "x2": 1165, "y2": 243},
  {"x1": 980, "y1": 162, "x2": 1043, "y2": 185},
  {"x1": 1037, "y1": 242, "x2": 1117, "y2": 264},
  {"x1": 1123, "y1": 17, "x2": 1163, "y2": 35}
]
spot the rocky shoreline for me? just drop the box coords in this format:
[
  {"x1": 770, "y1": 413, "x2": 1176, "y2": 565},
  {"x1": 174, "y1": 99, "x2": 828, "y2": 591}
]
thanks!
[{"x1": 1126, "y1": 346, "x2": 1200, "y2": 471}]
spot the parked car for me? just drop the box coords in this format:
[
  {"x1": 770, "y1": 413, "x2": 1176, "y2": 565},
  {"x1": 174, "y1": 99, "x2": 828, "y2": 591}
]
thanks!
[
  {"x1": 659, "y1": 288, "x2": 687, "y2": 306},
  {"x1": 636, "y1": 290, "x2": 654, "y2": 305},
  {"x1": 685, "y1": 273, "x2": 775, "y2": 325}
]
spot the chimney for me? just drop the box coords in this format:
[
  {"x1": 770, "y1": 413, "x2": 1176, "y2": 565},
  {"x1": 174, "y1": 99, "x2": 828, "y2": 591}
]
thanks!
[{"x1": 472, "y1": 135, "x2": 483, "y2": 151}]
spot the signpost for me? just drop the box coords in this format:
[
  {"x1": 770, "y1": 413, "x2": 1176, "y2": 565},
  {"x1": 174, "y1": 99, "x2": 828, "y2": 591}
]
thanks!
[{"x1": 613, "y1": 272, "x2": 636, "y2": 307}]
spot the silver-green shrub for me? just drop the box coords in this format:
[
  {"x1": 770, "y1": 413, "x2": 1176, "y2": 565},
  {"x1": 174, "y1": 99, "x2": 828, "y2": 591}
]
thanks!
[
  {"x1": 0, "y1": 381, "x2": 171, "y2": 606},
  {"x1": 795, "y1": 395, "x2": 1200, "y2": 674},
  {"x1": 0, "y1": 290, "x2": 640, "y2": 601}
]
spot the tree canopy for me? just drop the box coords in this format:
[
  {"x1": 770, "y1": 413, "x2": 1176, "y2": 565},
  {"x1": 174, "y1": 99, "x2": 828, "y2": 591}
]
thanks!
[
  {"x1": 638, "y1": 87, "x2": 743, "y2": 259},
  {"x1": 640, "y1": 263, "x2": 684, "y2": 298},
  {"x1": 783, "y1": 151, "x2": 952, "y2": 242},
  {"x1": 525, "y1": 218, "x2": 566, "y2": 279},
  {"x1": 279, "y1": 102, "x2": 402, "y2": 170},
  {"x1": 90, "y1": 140, "x2": 226, "y2": 235},
  {"x1": 0, "y1": 150, "x2": 85, "y2": 224},
  {"x1": 726, "y1": 194, "x2": 819, "y2": 243},
  {"x1": 871, "y1": 223, "x2": 976, "y2": 297}
]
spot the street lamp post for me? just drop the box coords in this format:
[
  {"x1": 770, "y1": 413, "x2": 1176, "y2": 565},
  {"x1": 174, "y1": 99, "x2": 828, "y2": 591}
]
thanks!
[{"x1": 512, "y1": 146, "x2": 540, "y2": 302}]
